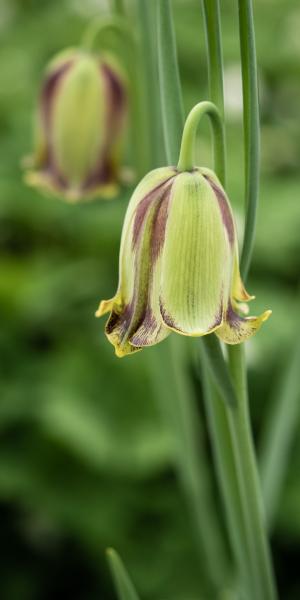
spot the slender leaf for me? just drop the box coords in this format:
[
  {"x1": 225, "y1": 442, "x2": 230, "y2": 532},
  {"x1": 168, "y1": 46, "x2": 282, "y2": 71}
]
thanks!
[
  {"x1": 107, "y1": 548, "x2": 140, "y2": 600},
  {"x1": 260, "y1": 339, "x2": 300, "y2": 529}
]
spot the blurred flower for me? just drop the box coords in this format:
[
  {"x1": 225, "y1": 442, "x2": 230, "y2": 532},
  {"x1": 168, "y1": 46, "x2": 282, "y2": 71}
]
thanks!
[
  {"x1": 97, "y1": 166, "x2": 271, "y2": 357},
  {"x1": 25, "y1": 48, "x2": 127, "y2": 202}
]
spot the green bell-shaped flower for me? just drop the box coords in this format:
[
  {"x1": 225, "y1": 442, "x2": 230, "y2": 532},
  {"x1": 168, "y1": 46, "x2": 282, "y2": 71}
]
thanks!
[
  {"x1": 96, "y1": 165, "x2": 271, "y2": 357},
  {"x1": 25, "y1": 48, "x2": 127, "y2": 202}
]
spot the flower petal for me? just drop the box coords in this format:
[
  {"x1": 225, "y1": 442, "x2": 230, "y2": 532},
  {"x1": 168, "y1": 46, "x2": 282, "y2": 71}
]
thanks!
[
  {"x1": 160, "y1": 171, "x2": 232, "y2": 336},
  {"x1": 99, "y1": 171, "x2": 175, "y2": 356},
  {"x1": 201, "y1": 167, "x2": 254, "y2": 305},
  {"x1": 52, "y1": 56, "x2": 106, "y2": 188},
  {"x1": 232, "y1": 243, "x2": 255, "y2": 302},
  {"x1": 130, "y1": 187, "x2": 172, "y2": 348},
  {"x1": 216, "y1": 304, "x2": 272, "y2": 344}
]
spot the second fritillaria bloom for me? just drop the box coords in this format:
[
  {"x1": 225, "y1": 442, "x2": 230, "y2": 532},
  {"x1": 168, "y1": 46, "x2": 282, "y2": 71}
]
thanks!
[
  {"x1": 97, "y1": 166, "x2": 271, "y2": 357},
  {"x1": 25, "y1": 49, "x2": 127, "y2": 202}
]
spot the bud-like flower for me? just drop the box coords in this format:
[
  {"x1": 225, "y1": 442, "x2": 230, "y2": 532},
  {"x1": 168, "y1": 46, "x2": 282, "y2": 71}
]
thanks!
[
  {"x1": 25, "y1": 49, "x2": 127, "y2": 201},
  {"x1": 96, "y1": 166, "x2": 271, "y2": 357}
]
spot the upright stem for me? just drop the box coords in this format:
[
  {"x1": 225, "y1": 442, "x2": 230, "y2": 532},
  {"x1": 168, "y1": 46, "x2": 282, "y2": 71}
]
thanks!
[
  {"x1": 226, "y1": 1, "x2": 276, "y2": 596},
  {"x1": 199, "y1": 345, "x2": 252, "y2": 596},
  {"x1": 137, "y1": 0, "x2": 163, "y2": 168},
  {"x1": 202, "y1": 0, "x2": 225, "y2": 120},
  {"x1": 200, "y1": 2, "x2": 251, "y2": 595},
  {"x1": 151, "y1": 339, "x2": 228, "y2": 593},
  {"x1": 227, "y1": 347, "x2": 277, "y2": 599},
  {"x1": 201, "y1": 0, "x2": 277, "y2": 597},
  {"x1": 239, "y1": 0, "x2": 260, "y2": 280},
  {"x1": 157, "y1": 0, "x2": 184, "y2": 164}
]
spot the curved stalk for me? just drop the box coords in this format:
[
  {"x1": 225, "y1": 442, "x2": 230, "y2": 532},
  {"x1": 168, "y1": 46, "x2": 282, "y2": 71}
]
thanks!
[
  {"x1": 81, "y1": 15, "x2": 133, "y2": 52},
  {"x1": 177, "y1": 100, "x2": 225, "y2": 182},
  {"x1": 157, "y1": 0, "x2": 235, "y2": 411}
]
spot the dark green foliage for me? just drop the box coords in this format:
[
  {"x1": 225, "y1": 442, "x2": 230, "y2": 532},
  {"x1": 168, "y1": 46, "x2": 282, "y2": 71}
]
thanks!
[{"x1": 0, "y1": 0, "x2": 300, "y2": 598}]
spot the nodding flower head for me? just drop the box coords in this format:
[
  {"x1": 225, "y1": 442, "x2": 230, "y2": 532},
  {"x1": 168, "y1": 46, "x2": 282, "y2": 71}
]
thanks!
[
  {"x1": 25, "y1": 49, "x2": 127, "y2": 202},
  {"x1": 96, "y1": 166, "x2": 271, "y2": 357}
]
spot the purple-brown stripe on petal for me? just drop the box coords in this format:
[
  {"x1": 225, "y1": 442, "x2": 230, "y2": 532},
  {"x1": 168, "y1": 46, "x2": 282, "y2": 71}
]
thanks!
[
  {"x1": 226, "y1": 303, "x2": 243, "y2": 329},
  {"x1": 82, "y1": 62, "x2": 127, "y2": 191},
  {"x1": 132, "y1": 176, "x2": 175, "y2": 250},
  {"x1": 101, "y1": 62, "x2": 127, "y2": 119},
  {"x1": 209, "y1": 299, "x2": 224, "y2": 330},
  {"x1": 150, "y1": 186, "x2": 171, "y2": 264},
  {"x1": 39, "y1": 59, "x2": 75, "y2": 190},
  {"x1": 204, "y1": 175, "x2": 235, "y2": 246},
  {"x1": 130, "y1": 308, "x2": 158, "y2": 346},
  {"x1": 41, "y1": 60, "x2": 74, "y2": 131},
  {"x1": 159, "y1": 301, "x2": 180, "y2": 331}
]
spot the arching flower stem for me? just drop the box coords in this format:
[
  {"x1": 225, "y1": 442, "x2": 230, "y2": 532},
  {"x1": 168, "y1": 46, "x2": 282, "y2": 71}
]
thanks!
[{"x1": 177, "y1": 101, "x2": 225, "y2": 186}]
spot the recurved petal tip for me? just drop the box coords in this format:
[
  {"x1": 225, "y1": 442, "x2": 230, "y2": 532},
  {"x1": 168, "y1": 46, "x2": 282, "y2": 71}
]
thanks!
[
  {"x1": 216, "y1": 306, "x2": 272, "y2": 345},
  {"x1": 95, "y1": 298, "x2": 115, "y2": 318}
]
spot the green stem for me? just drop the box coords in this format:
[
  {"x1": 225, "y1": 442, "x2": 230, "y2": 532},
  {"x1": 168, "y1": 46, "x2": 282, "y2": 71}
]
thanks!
[
  {"x1": 81, "y1": 15, "x2": 132, "y2": 52},
  {"x1": 137, "y1": 0, "x2": 163, "y2": 168},
  {"x1": 199, "y1": 344, "x2": 252, "y2": 596},
  {"x1": 228, "y1": 2, "x2": 276, "y2": 594},
  {"x1": 200, "y1": 334, "x2": 236, "y2": 407},
  {"x1": 177, "y1": 101, "x2": 225, "y2": 183},
  {"x1": 199, "y1": 3, "x2": 251, "y2": 595},
  {"x1": 227, "y1": 346, "x2": 277, "y2": 600},
  {"x1": 238, "y1": 0, "x2": 260, "y2": 280},
  {"x1": 157, "y1": 0, "x2": 184, "y2": 164},
  {"x1": 201, "y1": 1, "x2": 276, "y2": 598},
  {"x1": 202, "y1": 0, "x2": 225, "y2": 119},
  {"x1": 151, "y1": 338, "x2": 228, "y2": 593}
]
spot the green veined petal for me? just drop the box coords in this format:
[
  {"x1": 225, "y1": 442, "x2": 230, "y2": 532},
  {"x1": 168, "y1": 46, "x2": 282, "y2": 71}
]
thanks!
[
  {"x1": 202, "y1": 166, "x2": 254, "y2": 305},
  {"x1": 160, "y1": 171, "x2": 232, "y2": 336},
  {"x1": 99, "y1": 173, "x2": 174, "y2": 356},
  {"x1": 130, "y1": 186, "x2": 172, "y2": 348},
  {"x1": 52, "y1": 55, "x2": 105, "y2": 187}
]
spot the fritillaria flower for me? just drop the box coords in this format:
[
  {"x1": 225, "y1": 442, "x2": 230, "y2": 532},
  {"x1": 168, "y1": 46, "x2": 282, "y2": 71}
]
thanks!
[
  {"x1": 25, "y1": 49, "x2": 127, "y2": 202},
  {"x1": 96, "y1": 166, "x2": 271, "y2": 357}
]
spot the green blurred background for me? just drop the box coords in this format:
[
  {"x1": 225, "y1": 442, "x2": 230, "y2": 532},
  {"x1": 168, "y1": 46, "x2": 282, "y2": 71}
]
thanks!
[{"x1": 1, "y1": 0, "x2": 300, "y2": 598}]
